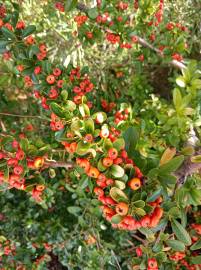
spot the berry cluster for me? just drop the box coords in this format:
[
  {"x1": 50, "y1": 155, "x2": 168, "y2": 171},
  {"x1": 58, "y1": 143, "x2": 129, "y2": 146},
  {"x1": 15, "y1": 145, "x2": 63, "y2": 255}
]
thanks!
[
  {"x1": 0, "y1": 3, "x2": 164, "y2": 232},
  {"x1": 0, "y1": 239, "x2": 16, "y2": 262},
  {"x1": 74, "y1": 15, "x2": 88, "y2": 27},
  {"x1": 0, "y1": 138, "x2": 45, "y2": 201},
  {"x1": 54, "y1": 2, "x2": 64, "y2": 12}
]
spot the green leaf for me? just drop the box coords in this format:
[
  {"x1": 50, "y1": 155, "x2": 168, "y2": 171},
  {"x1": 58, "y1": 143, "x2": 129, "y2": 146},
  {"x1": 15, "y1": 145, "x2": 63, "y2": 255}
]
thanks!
[
  {"x1": 20, "y1": 138, "x2": 29, "y2": 152},
  {"x1": 114, "y1": 180, "x2": 126, "y2": 190},
  {"x1": 160, "y1": 147, "x2": 176, "y2": 166},
  {"x1": 159, "y1": 155, "x2": 184, "y2": 174},
  {"x1": 168, "y1": 207, "x2": 181, "y2": 219},
  {"x1": 61, "y1": 90, "x2": 68, "y2": 100},
  {"x1": 65, "y1": 0, "x2": 78, "y2": 11},
  {"x1": 65, "y1": 100, "x2": 76, "y2": 112},
  {"x1": 138, "y1": 227, "x2": 153, "y2": 237},
  {"x1": 87, "y1": 8, "x2": 99, "y2": 19},
  {"x1": 22, "y1": 25, "x2": 36, "y2": 38},
  {"x1": 176, "y1": 77, "x2": 186, "y2": 88},
  {"x1": 133, "y1": 200, "x2": 145, "y2": 208},
  {"x1": 191, "y1": 155, "x2": 201, "y2": 163},
  {"x1": 28, "y1": 44, "x2": 40, "y2": 58},
  {"x1": 159, "y1": 174, "x2": 177, "y2": 186},
  {"x1": 171, "y1": 219, "x2": 192, "y2": 246},
  {"x1": 111, "y1": 214, "x2": 123, "y2": 224},
  {"x1": 113, "y1": 138, "x2": 125, "y2": 151},
  {"x1": 110, "y1": 165, "x2": 124, "y2": 178},
  {"x1": 190, "y1": 238, "x2": 201, "y2": 251},
  {"x1": 110, "y1": 187, "x2": 128, "y2": 203},
  {"x1": 147, "y1": 188, "x2": 162, "y2": 202},
  {"x1": 1, "y1": 27, "x2": 16, "y2": 40},
  {"x1": 67, "y1": 206, "x2": 81, "y2": 215},
  {"x1": 173, "y1": 88, "x2": 183, "y2": 111},
  {"x1": 76, "y1": 141, "x2": 90, "y2": 156},
  {"x1": 11, "y1": 10, "x2": 19, "y2": 27},
  {"x1": 79, "y1": 104, "x2": 90, "y2": 117},
  {"x1": 181, "y1": 146, "x2": 195, "y2": 156},
  {"x1": 50, "y1": 102, "x2": 65, "y2": 118},
  {"x1": 133, "y1": 207, "x2": 146, "y2": 216},
  {"x1": 123, "y1": 126, "x2": 139, "y2": 156},
  {"x1": 0, "y1": 40, "x2": 12, "y2": 48},
  {"x1": 190, "y1": 255, "x2": 201, "y2": 265},
  {"x1": 0, "y1": 236, "x2": 7, "y2": 243},
  {"x1": 84, "y1": 118, "x2": 94, "y2": 134}
]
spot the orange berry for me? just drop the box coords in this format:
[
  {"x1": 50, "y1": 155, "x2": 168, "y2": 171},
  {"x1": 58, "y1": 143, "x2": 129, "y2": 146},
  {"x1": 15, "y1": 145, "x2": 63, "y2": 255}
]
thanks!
[
  {"x1": 102, "y1": 157, "x2": 113, "y2": 167},
  {"x1": 94, "y1": 187, "x2": 104, "y2": 197},
  {"x1": 115, "y1": 202, "x2": 129, "y2": 216},
  {"x1": 76, "y1": 158, "x2": 90, "y2": 173},
  {"x1": 36, "y1": 184, "x2": 45, "y2": 191},
  {"x1": 84, "y1": 134, "x2": 93, "y2": 143},
  {"x1": 108, "y1": 148, "x2": 118, "y2": 160},
  {"x1": 88, "y1": 167, "x2": 100, "y2": 178},
  {"x1": 148, "y1": 258, "x2": 158, "y2": 269},
  {"x1": 34, "y1": 157, "x2": 45, "y2": 169},
  {"x1": 140, "y1": 215, "x2": 150, "y2": 227},
  {"x1": 128, "y1": 178, "x2": 141, "y2": 190},
  {"x1": 46, "y1": 75, "x2": 55, "y2": 85},
  {"x1": 97, "y1": 173, "x2": 107, "y2": 182},
  {"x1": 0, "y1": 18, "x2": 3, "y2": 28},
  {"x1": 69, "y1": 142, "x2": 77, "y2": 153}
]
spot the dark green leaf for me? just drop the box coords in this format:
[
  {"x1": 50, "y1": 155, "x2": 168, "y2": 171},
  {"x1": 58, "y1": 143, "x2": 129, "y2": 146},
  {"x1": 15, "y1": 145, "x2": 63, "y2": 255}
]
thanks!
[
  {"x1": 65, "y1": 0, "x2": 78, "y2": 11},
  {"x1": 190, "y1": 238, "x2": 201, "y2": 251},
  {"x1": 87, "y1": 8, "x2": 99, "y2": 19},
  {"x1": 22, "y1": 25, "x2": 36, "y2": 38},
  {"x1": 190, "y1": 255, "x2": 201, "y2": 265},
  {"x1": 171, "y1": 219, "x2": 192, "y2": 246},
  {"x1": 1, "y1": 27, "x2": 16, "y2": 40},
  {"x1": 123, "y1": 126, "x2": 139, "y2": 156},
  {"x1": 166, "y1": 240, "x2": 185, "y2": 251},
  {"x1": 111, "y1": 214, "x2": 123, "y2": 224},
  {"x1": 159, "y1": 155, "x2": 184, "y2": 174}
]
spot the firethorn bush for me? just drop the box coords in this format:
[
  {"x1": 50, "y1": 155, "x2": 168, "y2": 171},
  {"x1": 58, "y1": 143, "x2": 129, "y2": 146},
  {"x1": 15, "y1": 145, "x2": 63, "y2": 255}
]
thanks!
[{"x1": 0, "y1": 0, "x2": 201, "y2": 269}]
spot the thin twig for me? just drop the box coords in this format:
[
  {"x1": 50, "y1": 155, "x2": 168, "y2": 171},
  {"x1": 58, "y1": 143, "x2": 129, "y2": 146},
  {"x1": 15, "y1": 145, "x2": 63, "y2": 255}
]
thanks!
[
  {"x1": 45, "y1": 160, "x2": 74, "y2": 170},
  {"x1": 111, "y1": 250, "x2": 122, "y2": 270},
  {"x1": 131, "y1": 234, "x2": 146, "y2": 245},
  {"x1": 0, "y1": 112, "x2": 44, "y2": 119}
]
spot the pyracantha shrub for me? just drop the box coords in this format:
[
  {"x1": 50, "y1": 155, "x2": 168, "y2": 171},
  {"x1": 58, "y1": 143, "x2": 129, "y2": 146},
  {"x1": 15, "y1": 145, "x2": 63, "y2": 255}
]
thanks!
[{"x1": 0, "y1": 1, "x2": 201, "y2": 269}]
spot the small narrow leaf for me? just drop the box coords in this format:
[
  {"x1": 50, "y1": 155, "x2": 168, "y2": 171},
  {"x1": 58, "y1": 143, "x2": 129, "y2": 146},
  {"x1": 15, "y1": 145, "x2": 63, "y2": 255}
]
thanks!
[
  {"x1": 191, "y1": 155, "x2": 201, "y2": 163},
  {"x1": 22, "y1": 25, "x2": 36, "y2": 38},
  {"x1": 111, "y1": 214, "x2": 123, "y2": 224},
  {"x1": 173, "y1": 88, "x2": 182, "y2": 109},
  {"x1": 1, "y1": 27, "x2": 16, "y2": 40},
  {"x1": 171, "y1": 219, "x2": 192, "y2": 246},
  {"x1": 166, "y1": 240, "x2": 185, "y2": 251},
  {"x1": 159, "y1": 155, "x2": 184, "y2": 174},
  {"x1": 190, "y1": 238, "x2": 201, "y2": 251},
  {"x1": 110, "y1": 187, "x2": 128, "y2": 202},
  {"x1": 176, "y1": 77, "x2": 186, "y2": 88},
  {"x1": 190, "y1": 255, "x2": 201, "y2": 265}
]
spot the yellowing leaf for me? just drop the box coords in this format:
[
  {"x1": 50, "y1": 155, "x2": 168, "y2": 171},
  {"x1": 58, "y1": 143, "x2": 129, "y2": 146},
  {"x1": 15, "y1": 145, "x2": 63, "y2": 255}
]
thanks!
[{"x1": 160, "y1": 147, "x2": 176, "y2": 166}]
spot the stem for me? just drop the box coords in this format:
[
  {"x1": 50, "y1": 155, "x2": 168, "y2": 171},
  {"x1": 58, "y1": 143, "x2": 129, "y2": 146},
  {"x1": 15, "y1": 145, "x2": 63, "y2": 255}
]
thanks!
[
  {"x1": 111, "y1": 250, "x2": 122, "y2": 270},
  {"x1": 0, "y1": 112, "x2": 45, "y2": 119},
  {"x1": 131, "y1": 234, "x2": 146, "y2": 245},
  {"x1": 44, "y1": 160, "x2": 74, "y2": 170}
]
